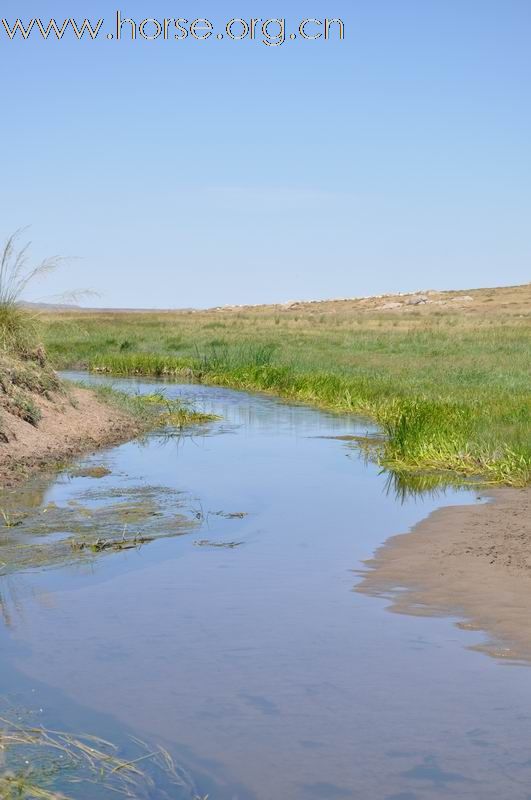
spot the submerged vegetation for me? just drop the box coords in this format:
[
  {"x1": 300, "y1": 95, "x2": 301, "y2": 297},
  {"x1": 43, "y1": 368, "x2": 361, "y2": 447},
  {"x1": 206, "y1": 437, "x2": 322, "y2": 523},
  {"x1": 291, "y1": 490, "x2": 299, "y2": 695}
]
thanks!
[
  {"x1": 0, "y1": 481, "x2": 195, "y2": 576},
  {"x1": 0, "y1": 710, "x2": 209, "y2": 799},
  {"x1": 0, "y1": 472, "x2": 249, "y2": 577},
  {"x1": 40, "y1": 287, "x2": 531, "y2": 485}
]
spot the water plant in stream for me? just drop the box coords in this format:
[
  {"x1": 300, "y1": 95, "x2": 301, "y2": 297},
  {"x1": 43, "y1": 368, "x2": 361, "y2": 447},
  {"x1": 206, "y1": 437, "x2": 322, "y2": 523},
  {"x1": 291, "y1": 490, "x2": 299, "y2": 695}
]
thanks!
[{"x1": 0, "y1": 713, "x2": 209, "y2": 799}]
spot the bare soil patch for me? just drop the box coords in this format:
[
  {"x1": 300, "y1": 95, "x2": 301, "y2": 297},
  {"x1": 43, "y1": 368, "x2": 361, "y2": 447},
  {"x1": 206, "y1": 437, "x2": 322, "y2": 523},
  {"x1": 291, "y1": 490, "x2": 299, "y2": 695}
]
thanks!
[{"x1": 0, "y1": 386, "x2": 141, "y2": 486}]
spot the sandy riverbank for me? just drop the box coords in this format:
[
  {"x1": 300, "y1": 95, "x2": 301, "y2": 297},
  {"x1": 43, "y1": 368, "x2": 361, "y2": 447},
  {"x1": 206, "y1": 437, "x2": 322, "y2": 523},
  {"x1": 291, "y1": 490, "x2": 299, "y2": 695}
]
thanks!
[
  {"x1": 357, "y1": 487, "x2": 531, "y2": 661},
  {"x1": 0, "y1": 386, "x2": 141, "y2": 487}
]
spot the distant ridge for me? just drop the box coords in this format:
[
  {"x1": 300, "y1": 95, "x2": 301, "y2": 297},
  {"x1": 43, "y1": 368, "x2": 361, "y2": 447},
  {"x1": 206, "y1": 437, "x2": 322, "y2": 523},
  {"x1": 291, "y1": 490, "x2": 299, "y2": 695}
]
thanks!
[{"x1": 22, "y1": 283, "x2": 530, "y2": 315}]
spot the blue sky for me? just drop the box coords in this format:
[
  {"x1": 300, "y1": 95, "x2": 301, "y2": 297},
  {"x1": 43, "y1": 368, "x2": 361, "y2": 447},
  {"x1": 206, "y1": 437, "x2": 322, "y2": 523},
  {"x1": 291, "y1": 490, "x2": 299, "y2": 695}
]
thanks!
[{"x1": 1, "y1": 1, "x2": 530, "y2": 307}]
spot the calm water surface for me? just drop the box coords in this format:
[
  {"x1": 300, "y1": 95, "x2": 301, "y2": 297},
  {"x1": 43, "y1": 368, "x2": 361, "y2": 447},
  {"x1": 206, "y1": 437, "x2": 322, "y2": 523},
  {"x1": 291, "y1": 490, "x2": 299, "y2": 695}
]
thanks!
[{"x1": 1, "y1": 374, "x2": 531, "y2": 799}]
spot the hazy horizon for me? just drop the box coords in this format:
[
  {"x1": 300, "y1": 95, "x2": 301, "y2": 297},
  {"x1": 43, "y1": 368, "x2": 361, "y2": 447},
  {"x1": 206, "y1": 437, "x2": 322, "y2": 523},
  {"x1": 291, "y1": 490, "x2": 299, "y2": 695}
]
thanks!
[{"x1": 21, "y1": 280, "x2": 529, "y2": 313}]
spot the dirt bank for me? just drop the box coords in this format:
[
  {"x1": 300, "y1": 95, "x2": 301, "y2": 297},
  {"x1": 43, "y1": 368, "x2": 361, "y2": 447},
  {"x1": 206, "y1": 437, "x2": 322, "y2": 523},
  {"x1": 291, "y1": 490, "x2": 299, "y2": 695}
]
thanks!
[
  {"x1": 0, "y1": 386, "x2": 141, "y2": 487},
  {"x1": 357, "y1": 487, "x2": 531, "y2": 661}
]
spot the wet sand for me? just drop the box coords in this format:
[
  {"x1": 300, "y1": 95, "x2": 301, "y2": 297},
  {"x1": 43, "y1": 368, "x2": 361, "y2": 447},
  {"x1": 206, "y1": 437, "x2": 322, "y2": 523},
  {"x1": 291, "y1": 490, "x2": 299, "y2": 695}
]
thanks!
[{"x1": 357, "y1": 487, "x2": 531, "y2": 661}]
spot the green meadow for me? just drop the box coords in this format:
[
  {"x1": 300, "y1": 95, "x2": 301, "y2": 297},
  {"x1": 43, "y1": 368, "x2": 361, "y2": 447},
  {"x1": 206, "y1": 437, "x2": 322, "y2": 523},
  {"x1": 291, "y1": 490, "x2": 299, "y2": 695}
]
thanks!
[{"x1": 41, "y1": 288, "x2": 531, "y2": 486}]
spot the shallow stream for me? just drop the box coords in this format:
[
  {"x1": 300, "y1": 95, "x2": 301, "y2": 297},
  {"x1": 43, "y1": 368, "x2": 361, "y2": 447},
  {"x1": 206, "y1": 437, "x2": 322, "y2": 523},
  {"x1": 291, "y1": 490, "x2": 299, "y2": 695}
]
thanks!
[{"x1": 1, "y1": 374, "x2": 531, "y2": 799}]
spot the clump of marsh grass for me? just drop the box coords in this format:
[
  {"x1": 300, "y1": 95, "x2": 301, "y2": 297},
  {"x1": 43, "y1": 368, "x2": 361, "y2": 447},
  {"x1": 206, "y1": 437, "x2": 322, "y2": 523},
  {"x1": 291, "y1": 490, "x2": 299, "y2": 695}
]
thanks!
[
  {"x1": 87, "y1": 385, "x2": 219, "y2": 430},
  {"x1": 142, "y1": 391, "x2": 219, "y2": 427},
  {"x1": 382, "y1": 468, "x2": 484, "y2": 503},
  {"x1": 0, "y1": 230, "x2": 62, "y2": 357},
  {"x1": 379, "y1": 398, "x2": 531, "y2": 487},
  {"x1": 196, "y1": 342, "x2": 278, "y2": 374}
]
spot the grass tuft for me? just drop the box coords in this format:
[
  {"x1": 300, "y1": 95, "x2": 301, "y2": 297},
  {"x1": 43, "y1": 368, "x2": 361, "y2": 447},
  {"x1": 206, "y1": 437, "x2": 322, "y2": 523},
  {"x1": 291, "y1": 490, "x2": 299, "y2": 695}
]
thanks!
[
  {"x1": 0, "y1": 230, "x2": 61, "y2": 357},
  {"x1": 87, "y1": 385, "x2": 219, "y2": 430}
]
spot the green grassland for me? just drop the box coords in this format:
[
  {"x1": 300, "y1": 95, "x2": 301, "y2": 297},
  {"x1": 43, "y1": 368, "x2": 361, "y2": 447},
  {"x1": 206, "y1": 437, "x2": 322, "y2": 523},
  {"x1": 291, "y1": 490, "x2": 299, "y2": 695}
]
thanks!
[{"x1": 40, "y1": 285, "x2": 531, "y2": 486}]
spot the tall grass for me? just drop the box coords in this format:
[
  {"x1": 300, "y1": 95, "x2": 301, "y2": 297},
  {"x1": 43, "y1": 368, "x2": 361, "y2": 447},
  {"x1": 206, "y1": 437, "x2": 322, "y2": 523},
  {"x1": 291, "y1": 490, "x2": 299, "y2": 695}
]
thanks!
[{"x1": 0, "y1": 230, "x2": 60, "y2": 355}]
